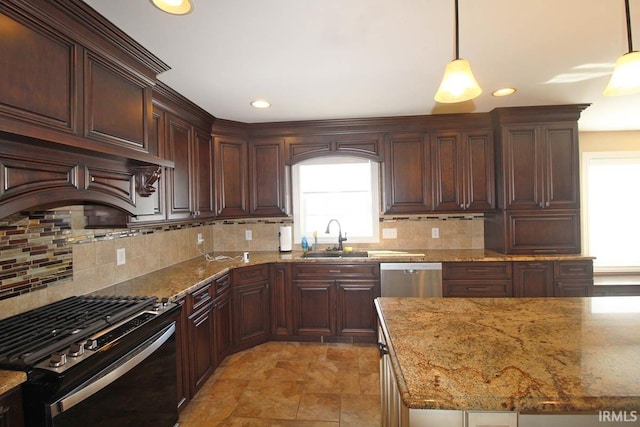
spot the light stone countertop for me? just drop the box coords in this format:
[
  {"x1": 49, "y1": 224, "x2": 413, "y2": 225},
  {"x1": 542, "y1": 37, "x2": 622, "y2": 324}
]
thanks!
[
  {"x1": 375, "y1": 296, "x2": 640, "y2": 413},
  {"x1": 0, "y1": 370, "x2": 26, "y2": 396}
]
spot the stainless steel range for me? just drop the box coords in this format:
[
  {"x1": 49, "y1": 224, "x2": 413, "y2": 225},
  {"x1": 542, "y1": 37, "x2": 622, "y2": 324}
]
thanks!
[{"x1": 0, "y1": 295, "x2": 181, "y2": 427}]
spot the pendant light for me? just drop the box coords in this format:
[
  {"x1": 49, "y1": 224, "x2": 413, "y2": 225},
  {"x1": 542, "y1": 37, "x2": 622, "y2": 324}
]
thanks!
[
  {"x1": 604, "y1": 0, "x2": 640, "y2": 96},
  {"x1": 434, "y1": 0, "x2": 482, "y2": 103}
]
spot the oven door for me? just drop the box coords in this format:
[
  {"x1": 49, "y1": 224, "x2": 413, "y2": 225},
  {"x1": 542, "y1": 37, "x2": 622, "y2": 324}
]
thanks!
[{"x1": 47, "y1": 322, "x2": 178, "y2": 427}]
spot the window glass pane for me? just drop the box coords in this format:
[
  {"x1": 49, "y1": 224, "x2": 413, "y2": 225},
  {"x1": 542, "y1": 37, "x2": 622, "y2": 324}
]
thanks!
[
  {"x1": 585, "y1": 153, "x2": 640, "y2": 271},
  {"x1": 292, "y1": 156, "x2": 379, "y2": 245}
]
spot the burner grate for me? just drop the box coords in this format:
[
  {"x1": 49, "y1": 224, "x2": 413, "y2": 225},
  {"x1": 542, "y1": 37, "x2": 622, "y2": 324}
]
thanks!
[{"x1": 0, "y1": 295, "x2": 156, "y2": 367}]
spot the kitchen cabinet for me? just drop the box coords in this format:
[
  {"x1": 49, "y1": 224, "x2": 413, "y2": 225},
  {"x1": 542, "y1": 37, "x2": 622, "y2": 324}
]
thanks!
[
  {"x1": 214, "y1": 135, "x2": 250, "y2": 218},
  {"x1": 186, "y1": 282, "x2": 216, "y2": 395},
  {"x1": 248, "y1": 138, "x2": 287, "y2": 217},
  {"x1": 0, "y1": 1, "x2": 169, "y2": 165},
  {"x1": 270, "y1": 263, "x2": 293, "y2": 337},
  {"x1": 553, "y1": 260, "x2": 593, "y2": 297},
  {"x1": 513, "y1": 261, "x2": 554, "y2": 297},
  {"x1": 383, "y1": 133, "x2": 432, "y2": 213},
  {"x1": 431, "y1": 130, "x2": 494, "y2": 212},
  {"x1": 0, "y1": 387, "x2": 24, "y2": 427},
  {"x1": 442, "y1": 262, "x2": 513, "y2": 297},
  {"x1": 487, "y1": 105, "x2": 589, "y2": 254},
  {"x1": 212, "y1": 273, "x2": 233, "y2": 364},
  {"x1": 291, "y1": 263, "x2": 380, "y2": 341},
  {"x1": 285, "y1": 132, "x2": 384, "y2": 164},
  {"x1": 232, "y1": 265, "x2": 270, "y2": 351}
]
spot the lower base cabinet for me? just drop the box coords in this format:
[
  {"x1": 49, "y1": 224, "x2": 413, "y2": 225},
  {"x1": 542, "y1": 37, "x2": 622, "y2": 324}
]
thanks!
[
  {"x1": 233, "y1": 265, "x2": 270, "y2": 351},
  {"x1": 513, "y1": 262, "x2": 554, "y2": 297},
  {"x1": 0, "y1": 388, "x2": 24, "y2": 427},
  {"x1": 188, "y1": 302, "x2": 216, "y2": 394},
  {"x1": 336, "y1": 281, "x2": 379, "y2": 340}
]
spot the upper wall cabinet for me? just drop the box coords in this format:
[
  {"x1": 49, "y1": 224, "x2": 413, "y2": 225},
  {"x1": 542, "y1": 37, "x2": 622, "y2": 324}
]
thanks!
[
  {"x1": 249, "y1": 138, "x2": 287, "y2": 217},
  {"x1": 431, "y1": 130, "x2": 494, "y2": 213},
  {"x1": 285, "y1": 133, "x2": 383, "y2": 164},
  {"x1": 383, "y1": 133, "x2": 432, "y2": 214},
  {"x1": 0, "y1": 1, "x2": 171, "y2": 166},
  {"x1": 214, "y1": 135, "x2": 250, "y2": 218}
]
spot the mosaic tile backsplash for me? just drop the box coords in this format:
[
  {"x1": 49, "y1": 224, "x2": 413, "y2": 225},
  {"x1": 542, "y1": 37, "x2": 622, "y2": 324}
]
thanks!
[{"x1": 0, "y1": 211, "x2": 73, "y2": 300}]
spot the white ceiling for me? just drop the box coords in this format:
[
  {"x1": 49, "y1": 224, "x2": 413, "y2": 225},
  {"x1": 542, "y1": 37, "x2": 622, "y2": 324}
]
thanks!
[{"x1": 83, "y1": 0, "x2": 640, "y2": 131}]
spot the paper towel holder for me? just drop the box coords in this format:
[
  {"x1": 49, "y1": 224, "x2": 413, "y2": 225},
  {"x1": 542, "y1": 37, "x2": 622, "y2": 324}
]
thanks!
[{"x1": 279, "y1": 225, "x2": 293, "y2": 253}]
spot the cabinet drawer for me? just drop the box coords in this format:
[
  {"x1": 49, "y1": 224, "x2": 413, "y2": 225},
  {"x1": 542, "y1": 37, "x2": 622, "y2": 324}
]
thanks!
[
  {"x1": 442, "y1": 262, "x2": 512, "y2": 280},
  {"x1": 293, "y1": 263, "x2": 379, "y2": 279},
  {"x1": 443, "y1": 280, "x2": 513, "y2": 297},
  {"x1": 554, "y1": 260, "x2": 593, "y2": 279},
  {"x1": 232, "y1": 264, "x2": 269, "y2": 284},
  {"x1": 188, "y1": 282, "x2": 212, "y2": 312},
  {"x1": 213, "y1": 273, "x2": 231, "y2": 298}
]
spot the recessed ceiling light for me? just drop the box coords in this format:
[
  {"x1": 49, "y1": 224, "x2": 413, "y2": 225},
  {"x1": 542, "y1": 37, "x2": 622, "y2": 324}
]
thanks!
[
  {"x1": 150, "y1": 0, "x2": 192, "y2": 15},
  {"x1": 251, "y1": 100, "x2": 271, "y2": 109},
  {"x1": 492, "y1": 88, "x2": 517, "y2": 97}
]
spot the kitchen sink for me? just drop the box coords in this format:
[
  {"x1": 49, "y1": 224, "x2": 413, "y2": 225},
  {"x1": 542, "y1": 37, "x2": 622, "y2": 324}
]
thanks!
[{"x1": 301, "y1": 251, "x2": 369, "y2": 258}]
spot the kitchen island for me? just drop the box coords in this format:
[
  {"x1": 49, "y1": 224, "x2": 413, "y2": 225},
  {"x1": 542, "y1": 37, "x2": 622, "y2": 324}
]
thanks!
[{"x1": 376, "y1": 296, "x2": 640, "y2": 426}]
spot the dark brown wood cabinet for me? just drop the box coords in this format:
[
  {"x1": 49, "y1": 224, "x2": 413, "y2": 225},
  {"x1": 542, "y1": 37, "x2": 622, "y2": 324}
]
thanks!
[
  {"x1": 212, "y1": 273, "x2": 233, "y2": 364},
  {"x1": 248, "y1": 138, "x2": 287, "y2": 217},
  {"x1": 383, "y1": 133, "x2": 432, "y2": 213},
  {"x1": 186, "y1": 282, "x2": 216, "y2": 396},
  {"x1": 270, "y1": 263, "x2": 293, "y2": 337},
  {"x1": 431, "y1": 130, "x2": 494, "y2": 212},
  {"x1": 553, "y1": 260, "x2": 593, "y2": 297},
  {"x1": 291, "y1": 263, "x2": 379, "y2": 342},
  {"x1": 214, "y1": 135, "x2": 250, "y2": 218},
  {"x1": 487, "y1": 105, "x2": 589, "y2": 254},
  {"x1": 0, "y1": 1, "x2": 169, "y2": 165},
  {"x1": 443, "y1": 262, "x2": 513, "y2": 297},
  {"x1": 232, "y1": 265, "x2": 270, "y2": 350},
  {"x1": 174, "y1": 299, "x2": 190, "y2": 412},
  {"x1": 513, "y1": 261, "x2": 554, "y2": 297},
  {"x1": 0, "y1": 387, "x2": 24, "y2": 427}
]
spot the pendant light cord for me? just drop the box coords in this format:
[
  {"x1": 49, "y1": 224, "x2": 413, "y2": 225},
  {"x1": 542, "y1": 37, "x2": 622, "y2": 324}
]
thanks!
[
  {"x1": 454, "y1": 0, "x2": 460, "y2": 59},
  {"x1": 625, "y1": 0, "x2": 634, "y2": 52}
]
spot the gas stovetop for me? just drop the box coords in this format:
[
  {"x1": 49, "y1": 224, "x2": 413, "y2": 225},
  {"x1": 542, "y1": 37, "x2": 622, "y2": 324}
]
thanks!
[{"x1": 0, "y1": 295, "x2": 158, "y2": 369}]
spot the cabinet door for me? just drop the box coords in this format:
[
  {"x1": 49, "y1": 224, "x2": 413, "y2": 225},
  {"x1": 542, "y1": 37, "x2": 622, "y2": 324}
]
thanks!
[
  {"x1": 0, "y1": 387, "x2": 24, "y2": 427},
  {"x1": 505, "y1": 210, "x2": 581, "y2": 254},
  {"x1": 513, "y1": 262, "x2": 553, "y2": 297},
  {"x1": 463, "y1": 130, "x2": 495, "y2": 211},
  {"x1": 188, "y1": 303, "x2": 215, "y2": 395},
  {"x1": 174, "y1": 300, "x2": 190, "y2": 412},
  {"x1": 249, "y1": 138, "x2": 287, "y2": 217},
  {"x1": 292, "y1": 280, "x2": 335, "y2": 336},
  {"x1": 166, "y1": 114, "x2": 195, "y2": 220},
  {"x1": 270, "y1": 263, "x2": 293, "y2": 337},
  {"x1": 194, "y1": 127, "x2": 215, "y2": 218},
  {"x1": 233, "y1": 281, "x2": 269, "y2": 350},
  {"x1": 501, "y1": 125, "x2": 543, "y2": 210},
  {"x1": 336, "y1": 280, "x2": 379, "y2": 340},
  {"x1": 432, "y1": 132, "x2": 463, "y2": 212},
  {"x1": 554, "y1": 280, "x2": 592, "y2": 297},
  {"x1": 213, "y1": 291, "x2": 233, "y2": 364},
  {"x1": 542, "y1": 124, "x2": 579, "y2": 209},
  {"x1": 383, "y1": 133, "x2": 431, "y2": 213},
  {"x1": 214, "y1": 136, "x2": 249, "y2": 217}
]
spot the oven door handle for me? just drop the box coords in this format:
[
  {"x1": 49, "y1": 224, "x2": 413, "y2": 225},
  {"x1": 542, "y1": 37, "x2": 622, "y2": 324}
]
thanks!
[{"x1": 49, "y1": 322, "x2": 175, "y2": 417}]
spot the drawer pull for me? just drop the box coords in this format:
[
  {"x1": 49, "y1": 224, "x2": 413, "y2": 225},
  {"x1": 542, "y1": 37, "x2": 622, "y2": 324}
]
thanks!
[
  {"x1": 328, "y1": 270, "x2": 341, "y2": 273},
  {"x1": 568, "y1": 268, "x2": 584, "y2": 272},
  {"x1": 465, "y1": 268, "x2": 489, "y2": 272},
  {"x1": 467, "y1": 286, "x2": 489, "y2": 291}
]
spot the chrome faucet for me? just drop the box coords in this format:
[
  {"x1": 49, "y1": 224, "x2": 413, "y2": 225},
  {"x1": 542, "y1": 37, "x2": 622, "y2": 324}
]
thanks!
[{"x1": 325, "y1": 219, "x2": 347, "y2": 251}]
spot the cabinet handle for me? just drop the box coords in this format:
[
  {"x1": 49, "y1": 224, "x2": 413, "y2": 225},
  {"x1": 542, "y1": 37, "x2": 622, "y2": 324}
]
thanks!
[
  {"x1": 545, "y1": 201, "x2": 550, "y2": 207},
  {"x1": 460, "y1": 203, "x2": 465, "y2": 209},
  {"x1": 328, "y1": 270, "x2": 341, "y2": 273},
  {"x1": 0, "y1": 405, "x2": 8, "y2": 416},
  {"x1": 377, "y1": 342, "x2": 389, "y2": 357},
  {"x1": 467, "y1": 286, "x2": 489, "y2": 291},
  {"x1": 465, "y1": 268, "x2": 489, "y2": 272}
]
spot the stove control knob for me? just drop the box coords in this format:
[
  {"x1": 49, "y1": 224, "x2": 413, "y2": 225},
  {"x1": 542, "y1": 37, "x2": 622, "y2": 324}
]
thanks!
[
  {"x1": 50, "y1": 352, "x2": 67, "y2": 367},
  {"x1": 85, "y1": 339, "x2": 98, "y2": 351},
  {"x1": 161, "y1": 298, "x2": 169, "y2": 307},
  {"x1": 69, "y1": 342, "x2": 85, "y2": 357}
]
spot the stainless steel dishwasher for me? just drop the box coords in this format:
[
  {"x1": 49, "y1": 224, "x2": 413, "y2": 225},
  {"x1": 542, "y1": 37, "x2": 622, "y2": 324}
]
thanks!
[{"x1": 380, "y1": 262, "x2": 443, "y2": 297}]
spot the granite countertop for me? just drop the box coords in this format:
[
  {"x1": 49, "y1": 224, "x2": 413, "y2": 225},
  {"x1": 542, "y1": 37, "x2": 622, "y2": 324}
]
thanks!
[
  {"x1": 92, "y1": 249, "x2": 593, "y2": 302},
  {"x1": 0, "y1": 370, "x2": 26, "y2": 396},
  {"x1": 375, "y1": 296, "x2": 640, "y2": 414}
]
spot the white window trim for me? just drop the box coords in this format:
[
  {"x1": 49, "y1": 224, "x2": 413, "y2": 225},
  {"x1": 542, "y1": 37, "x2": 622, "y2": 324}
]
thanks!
[
  {"x1": 581, "y1": 150, "x2": 640, "y2": 273},
  {"x1": 291, "y1": 156, "x2": 380, "y2": 247}
]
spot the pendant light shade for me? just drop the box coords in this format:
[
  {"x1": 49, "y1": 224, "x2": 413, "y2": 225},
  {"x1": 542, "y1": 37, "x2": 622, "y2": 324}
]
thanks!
[
  {"x1": 434, "y1": 0, "x2": 482, "y2": 103},
  {"x1": 604, "y1": 0, "x2": 640, "y2": 96}
]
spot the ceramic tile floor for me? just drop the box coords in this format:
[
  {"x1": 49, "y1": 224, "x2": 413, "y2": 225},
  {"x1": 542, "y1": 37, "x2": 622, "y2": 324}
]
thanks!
[{"x1": 178, "y1": 341, "x2": 381, "y2": 426}]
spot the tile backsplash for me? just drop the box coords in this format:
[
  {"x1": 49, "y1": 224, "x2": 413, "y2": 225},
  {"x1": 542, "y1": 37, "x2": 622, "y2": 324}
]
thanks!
[{"x1": 0, "y1": 207, "x2": 483, "y2": 319}]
